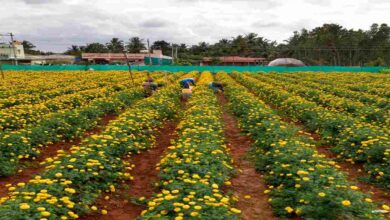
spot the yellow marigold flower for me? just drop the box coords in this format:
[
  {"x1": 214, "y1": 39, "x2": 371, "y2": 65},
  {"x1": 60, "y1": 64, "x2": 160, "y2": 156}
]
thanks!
[
  {"x1": 364, "y1": 198, "x2": 372, "y2": 203},
  {"x1": 19, "y1": 203, "x2": 30, "y2": 210},
  {"x1": 55, "y1": 173, "x2": 63, "y2": 178},
  {"x1": 230, "y1": 208, "x2": 241, "y2": 214},
  {"x1": 341, "y1": 200, "x2": 351, "y2": 206},
  {"x1": 285, "y1": 206, "x2": 294, "y2": 213},
  {"x1": 37, "y1": 207, "x2": 46, "y2": 211},
  {"x1": 318, "y1": 192, "x2": 326, "y2": 197},
  {"x1": 41, "y1": 211, "x2": 51, "y2": 217},
  {"x1": 64, "y1": 188, "x2": 76, "y2": 194},
  {"x1": 194, "y1": 205, "x2": 202, "y2": 210},
  {"x1": 101, "y1": 209, "x2": 108, "y2": 215},
  {"x1": 382, "y1": 205, "x2": 389, "y2": 211},
  {"x1": 190, "y1": 212, "x2": 199, "y2": 217},
  {"x1": 350, "y1": 186, "x2": 358, "y2": 190},
  {"x1": 175, "y1": 217, "x2": 183, "y2": 220},
  {"x1": 110, "y1": 185, "x2": 115, "y2": 192},
  {"x1": 177, "y1": 170, "x2": 184, "y2": 174},
  {"x1": 91, "y1": 206, "x2": 98, "y2": 211},
  {"x1": 8, "y1": 187, "x2": 16, "y2": 191},
  {"x1": 297, "y1": 170, "x2": 308, "y2": 175}
]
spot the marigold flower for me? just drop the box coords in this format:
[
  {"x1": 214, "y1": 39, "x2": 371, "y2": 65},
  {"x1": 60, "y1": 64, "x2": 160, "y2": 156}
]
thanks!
[
  {"x1": 19, "y1": 203, "x2": 30, "y2": 210},
  {"x1": 341, "y1": 200, "x2": 351, "y2": 206}
]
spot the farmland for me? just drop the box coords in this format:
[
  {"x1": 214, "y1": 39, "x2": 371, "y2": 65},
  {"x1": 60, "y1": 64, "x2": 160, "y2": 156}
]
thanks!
[{"x1": 0, "y1": 70, "x2": 389, "y2": 220}]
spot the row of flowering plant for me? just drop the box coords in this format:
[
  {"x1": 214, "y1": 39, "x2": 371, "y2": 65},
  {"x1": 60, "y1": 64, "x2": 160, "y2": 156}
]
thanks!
[
  {"x1": 249, "y1": 72, "x2": 388, "y2": 125},
  {"x1": 231, "y1": 72, "x2": 390, "y2": 189},
  {"x1": 140, "y1": 72, "x2": 240, "y2": 220},
  {"x1": 283, "y1": 71, "x2": 390, "y2": 98},
  {"x1": 0, "y1": 71, "x2": 121, "y2": 109},
  {"x1": 266, "y1": 72, "x2": 388, "y2": 109},
  {"x1": 0, "y1": 71, "x2": 120, "y2": 104},
  {"x1": 216, "y1": 72, "x2": 387, "y2": 219},
  {"x1": 0, "y1": 72, "x2": 192, "y2": 220},
  {"x1": 0, "y1": 71, "x2": 155, "y2": 131},
  {"x1": 0, "y1": 72, "x2": 169, "y2": 177}
]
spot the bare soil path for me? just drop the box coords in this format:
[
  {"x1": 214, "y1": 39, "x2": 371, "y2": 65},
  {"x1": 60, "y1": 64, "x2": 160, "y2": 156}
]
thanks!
[
  {"x1": 235, "y1": 77, "x2": 390, "y2": 206},
  {"x1": 277, "y1": 112, "x2": 389, "y2": 205},
  {"x1": 218, "y1": 93, "x2": 277, "y2": 220},
  {"x1": 81, "y1": 120, "x2": 178, "y2": 220},
  {"x1": 0, "y1": 114, "x2": 117, "y2": 197},
  {"x1": 315, "y1": 144, "x2": 390, "y2": 205}
]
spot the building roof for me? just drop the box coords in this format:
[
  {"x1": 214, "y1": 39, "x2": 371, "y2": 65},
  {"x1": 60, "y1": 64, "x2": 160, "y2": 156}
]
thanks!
[
  {"x1": 203, "y1": 56, "x2": 266, "y2": 63},
  {"x1": 25, "y1": 54, "x2": 75, "y2": 60},
  {"x1": 82, "y1": 52, "x2": 172, "y2": 61}
]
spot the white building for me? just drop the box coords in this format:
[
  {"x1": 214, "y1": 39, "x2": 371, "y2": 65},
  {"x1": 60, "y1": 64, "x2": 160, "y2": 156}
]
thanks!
[{"x1": 0, "y1": 41, "x2": 25, "y2": 60}]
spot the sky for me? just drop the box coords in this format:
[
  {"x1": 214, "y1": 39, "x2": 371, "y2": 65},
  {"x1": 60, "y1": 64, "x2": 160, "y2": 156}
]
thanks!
[{"x1": 0, "y1": 0, "x2": 389, "y2": 52}]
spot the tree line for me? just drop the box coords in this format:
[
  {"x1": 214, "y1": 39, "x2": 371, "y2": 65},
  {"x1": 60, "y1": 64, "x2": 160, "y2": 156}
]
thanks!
[{"x1": 29, "y1": 23, "x2": 390, "y2": 66}]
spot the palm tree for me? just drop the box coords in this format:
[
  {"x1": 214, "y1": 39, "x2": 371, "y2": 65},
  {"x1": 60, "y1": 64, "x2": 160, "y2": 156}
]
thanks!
[
  {"x1": 106, "y1": 38, "x2": 125, "y2": 53},
  {"x1": 126, "y1": 37, "x2": 146, "y2": 53}
]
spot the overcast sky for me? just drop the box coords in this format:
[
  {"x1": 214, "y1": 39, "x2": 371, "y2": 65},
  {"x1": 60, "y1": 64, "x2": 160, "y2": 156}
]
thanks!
[{"x1": 0, "y1": 0, "x2": 389, "y2": 52}]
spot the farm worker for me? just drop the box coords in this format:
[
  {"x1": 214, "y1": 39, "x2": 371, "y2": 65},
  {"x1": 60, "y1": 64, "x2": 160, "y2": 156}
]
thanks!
[
  {"x1": 146, "y1": 73, "x2": 154, "y2": 82},
  {"x1": 142, "y1": 80, "x2": 158, "y2": 97},
  {"x1": 208, "y1": 81, "x2": 225, "y2": 93},
  {"x1": 180, "y1": 78, "x2": 196, "y2": 89},
  {"x1": 181, "y1": 87, "x2": 192, "y2": 101}
]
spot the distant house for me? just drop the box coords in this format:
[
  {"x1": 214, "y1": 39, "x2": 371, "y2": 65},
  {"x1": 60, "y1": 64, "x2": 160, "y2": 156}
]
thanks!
[
  {"x1": 0, "y1": 41, "x2": 75, "y2": 65},
  {"x1": 0, "y1": 41, "x2": 25, "y2": 60},
  {"x1": 26, "y1": 54, "x2": 76, "y2": 65},
  {"x1": 82, "y1": 50, "x2": 173, "y2": 65},
  {"x1": 201, "y1": 56, "x2": 267, "y2": 66}
]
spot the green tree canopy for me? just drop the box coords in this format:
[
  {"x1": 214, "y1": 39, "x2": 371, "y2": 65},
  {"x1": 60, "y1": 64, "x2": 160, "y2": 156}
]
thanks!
[
  {"x1": 106, "y1": 38, "x2": 125, "y2": 53},
  {"x1": 126, "y1": 37, "x2": 146, "y2": 53}
]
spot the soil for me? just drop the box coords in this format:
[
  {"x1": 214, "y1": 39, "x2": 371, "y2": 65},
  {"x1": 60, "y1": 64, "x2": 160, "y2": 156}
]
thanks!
[
  {"x1": 277, "y1": 114, "x2": 390, "y2": 205},
  {"x1": 81, "y1": 120, "x2": 178, "y2": 220},
  {"x1": 245, "y1": 84, "x2": 390, "y2": 205},
  {"x1": 316, "y1": 145, "x2": 390, "y2": 205},
  {"x1": 233, "y1": 76, "x2": 390, "y2": 218},
  {"x1": 217, "y1": 93, "x2": 277, "y2": 220},
  {"x1": 0, "y1": 114, "x2": 117, "y2": 197}
]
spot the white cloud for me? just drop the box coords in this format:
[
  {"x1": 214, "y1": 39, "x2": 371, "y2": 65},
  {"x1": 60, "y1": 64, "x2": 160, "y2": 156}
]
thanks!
[{"x1": 0, "y1": 0, "x2": 388, "y2": 52}]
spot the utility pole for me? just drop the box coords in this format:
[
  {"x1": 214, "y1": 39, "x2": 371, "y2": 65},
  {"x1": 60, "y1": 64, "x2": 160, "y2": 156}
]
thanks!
[
  {"x1": 171, "y1": 44, "x2": 174, "y2": 64},
  {"x1": 0, "y1": 33, "x2": 18, "y2": 65},
  {"x1": 123, "y1": 50, "x2": 135, "y2": 86},
  {"x1": 9, "y1": 33, "x2": 18, "y2": 65},
  {"x1": 147, "y1": 39, "x2": 152, "y2": 65}
]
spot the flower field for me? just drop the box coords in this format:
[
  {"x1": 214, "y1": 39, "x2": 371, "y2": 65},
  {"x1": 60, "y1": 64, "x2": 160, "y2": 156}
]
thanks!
[{"x1": 0, "y1": 70, "x2": 388, "y2": 220}]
